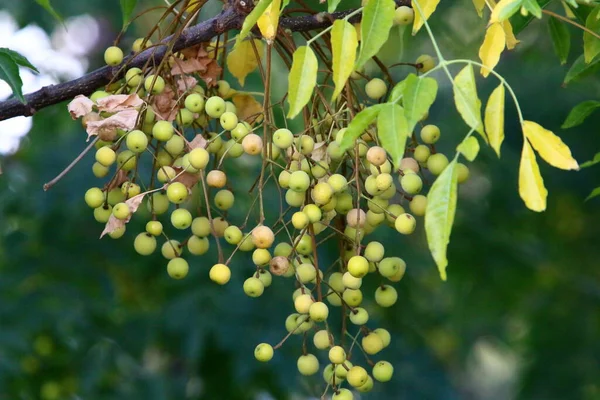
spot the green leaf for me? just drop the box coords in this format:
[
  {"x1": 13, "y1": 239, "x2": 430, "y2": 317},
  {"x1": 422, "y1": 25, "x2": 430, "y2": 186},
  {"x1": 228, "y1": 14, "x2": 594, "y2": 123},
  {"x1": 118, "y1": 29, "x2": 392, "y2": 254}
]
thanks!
[
  {"x1": 35, "y1": 0, "x2": 63, "y2": 24},
  {"x1": 456, "y1": 136, "x2": 480, "y2": 161},
  {"x1": 425, "y1": 159, "x2": 459, "y2": 281},
  {"x1": 511, "y1": 0, "x2": 551, "y2": 34},
  {"x1": 388, "y1": 79, "x2": 406, "y2": 104},
  {"x1": 282, "y1": 0, "x2": 290, "y2": 8},
  {"x1": 0, "y1": 52, "x2": 25, "y2": 103},
  {"x1": 564, "y1": 54, "x2": 600, "y2": 84},
  {"x1": 491, "y1": 0, "x2": 524, "y2": 23},
  {"x1": 402, "y1": 73, "x2": 438, "y2": 134},
  {"x1": 0, "y1": 48, "x2": 38, "y2": 73},
  {"x1": 328, "y1": 0, "x2": 343, "y2": 12},
  {"x1": 236, "y1": 0, "x2": 273, "y2": 48},
  {"x1": 377, "y1": 103, "x2": 409, "y2": 169},
  {"x1": 566, "y1": 2, "x2": 594, "y2": 25},
  {"x1": 331, "y1": 20, "x2": 358, "y2": 101},
  {"x1": 522, "y1": 0, "x2": 543, "y2": 18},
  {"x1": 287, "y1": 46, "x2": 318, "y2": 119},
  {"x1": 120, "y1": 0, "x2": 137, "y2": 28},
  {"x1": 580, "y1": 152, "x2": 600, "y2": 168},
  {"x1": 584, "y1": 5, "x2": 600, "y2": 63},
  {"x1": 548, "y1": 17, "x2": 571, "y2": 65},
  {"x1": 561, "y1": 100, "x2": 600, "y2": 129},
  {"x1": 355, "y1": 0, "x2": 396, "y2": 70},
  {"x1": 339, "y1": 104, "x2": 385, "y2": 152},
  {"x1": 453, "y1": 64, "x2": 486, "y2": 142},
  {"x1": 585, "y1": 186, "x2": 600, "y2": 201}
]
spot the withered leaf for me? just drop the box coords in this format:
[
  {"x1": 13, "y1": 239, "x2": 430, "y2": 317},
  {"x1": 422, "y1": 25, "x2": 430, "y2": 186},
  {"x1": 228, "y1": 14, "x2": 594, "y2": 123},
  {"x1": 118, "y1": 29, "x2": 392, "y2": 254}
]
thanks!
[
  {"x1": 232, "y1": 93, "x2": 264, "y2": 124},
  {"x1": 100, "y1": 192, "x2": 146, "y2": 238},
  {"x1": 68, "y1": 95, "x2": 94, "y2": 119},
  {"x1": 96, "y1": 94, "x2": 144, "y2": 113},
  {"x1": 85, "y1": 109, "x2": 139, "y2": 140}
]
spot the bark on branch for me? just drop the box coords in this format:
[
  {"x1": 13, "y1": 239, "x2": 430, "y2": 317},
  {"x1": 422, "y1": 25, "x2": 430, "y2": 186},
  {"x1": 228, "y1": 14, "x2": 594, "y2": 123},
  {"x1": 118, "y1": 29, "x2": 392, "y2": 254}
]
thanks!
[{"x1": 0, "y1": 0, "x2": 411, "y2": 122}]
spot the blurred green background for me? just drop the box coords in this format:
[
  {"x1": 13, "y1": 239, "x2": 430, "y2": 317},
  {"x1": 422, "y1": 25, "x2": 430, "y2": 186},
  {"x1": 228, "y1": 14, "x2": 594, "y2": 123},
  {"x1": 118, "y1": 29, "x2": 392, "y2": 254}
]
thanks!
[{"x1": 1, "y1": 0, "x2": 600, "y2": 399}]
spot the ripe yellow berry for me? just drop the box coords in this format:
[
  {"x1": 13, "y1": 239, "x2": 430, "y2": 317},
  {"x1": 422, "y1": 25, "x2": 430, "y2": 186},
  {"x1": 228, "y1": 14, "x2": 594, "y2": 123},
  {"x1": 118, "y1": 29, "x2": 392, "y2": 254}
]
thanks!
[
  {"x1": 209, "y1": 263, "x2": 231, "y2": 285},
  {"x1": 252, "y1": 225, "x2": 275, "y2": 249}
]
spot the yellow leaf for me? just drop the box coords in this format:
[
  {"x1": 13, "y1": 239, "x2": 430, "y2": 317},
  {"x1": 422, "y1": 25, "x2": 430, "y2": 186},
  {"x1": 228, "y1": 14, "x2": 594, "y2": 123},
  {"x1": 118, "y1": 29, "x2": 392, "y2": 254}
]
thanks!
[
  {"x1": 484, "y1": 84, "x2": 505, "y2": 157},
  {"x1": 453, "y1": 64, "x2": 487, "y2": 142},
  {"x1": 502, "y1": 20, "x2": 520, "y2": 49},
  {"x1": 412, "y1": 0, "x2": 441, "y2": 35},
  {"x1": 456, "y1": 136, "x2": 480, "y2": 161},
  {"x1": 522, "y1": 120, "x2": 579, "y2": 170},
  {"x1": 232, "y1": 93, "x2": 264, "y2": 125},
  {"x1": 490, "y1": 0, "x2": 522, "y2": 24},
  {"x1": 354, "y1": 22, "x2": 361, "y2": 42},
  {"x1": 519, "y1": 140, "x2": 547, "y2": 212},
  {"x1": 472, "y1": 0, "x2": 486, "y2": 17},
  {"x1": 479, "y1": 23, "x2": 506, "y2": 77},
  {"x1": 226, "y1": 38, "x2": 263, "y2": 87},
  {"x1": 331, "y1": 20, "x2": 358, "y2": 101},
  {"x1": 257, "y1": 0, "x2": 281, "y2": 41}
]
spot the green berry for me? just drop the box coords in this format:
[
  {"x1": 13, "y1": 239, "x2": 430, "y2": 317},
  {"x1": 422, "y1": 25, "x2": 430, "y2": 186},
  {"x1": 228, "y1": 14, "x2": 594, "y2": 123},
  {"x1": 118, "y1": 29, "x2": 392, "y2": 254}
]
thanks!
[
  {"x1": 311, "y1": 182, "x2": 333, "y2": 205},
  {"x1": 292, "y1": 211, "x2": 309, "y2": 229},
  {"x1": 148, "y1": 193, "x2": 170, "y2": 215},
  {"x1": 362, "y1": 332, "x2": 384, "y2": 355},
  {"x1": 92, "y1": 162, "x2": 109, "y2": 178},
  {"x1": 400, "y1": 173, "x2": 423, "y2": 194},
  {"x1": 273, "y1": 128, "x2": 294, "y2": 149},
  {"x1": 167, "y1": 257, "x2": 189, "y2": 279},
  {"x1": 214, "y1": 189, "x2": 234, "y2": 210},
  {"x1": 416, "y1": 54, "x2": 436, "y2": 73},
  {"x1": 171, "y1": 208, "x2": 192, "y2": 229},
  {"x1": 95, "y1": 146, "x2": 116, "y2": 167},
  {"x1": 309, "y1": 301, "x2": 329, "y2": 322},
  {"x1": 94, "y1": 205, "x2": 112, "y2": 222},
  {"x1": 243, "y1": 277, "x2": 265, "y2": 297},
  {"x1": 125, "y1": 67, "x2": 142, "y2": 87},
  {"x1": 414, "y1": 144, "x2": 431, "y2": 163},
  {"x1": 349, "y1": 307, "x2": 369, "y2": 325},
  {"x1": 191, "y1": 217, "x2": 211, "y2": 237},
  {"x1": 104, "y1": 46, "x2": 123, "y2": 66},
  {"x1": 374, "y1": 328, "x2": 391, "y2": 347},
  {"x1": 85, "y1": 187, "x2": 105, "y2": 208},
  {"x1": 165, "y1": 135, "x2": 185, "y2": 157},
  {"x1": 161, "y1": 240, "x2": 182, "y2": 259},
  {"x1": 166, "y1": 182, "x2": 188, "y2": 204},
  {"x1": 365, "y1": 78, "x2": 387, "y2": 99},
  {"x1": 187, "y1": 235, "x2": 209, "y2": 255},
  {"x1": 117, "y1": 150, "x2": 137, "y2": 171},
  {"x1": 134, "y1": 233, "x2": 157, "y2": 255},
  {"x1": 347, "y1": 255, "x2": 369, "y2": 278},
  {"x1": 457, "y1": 162, "x2": 470, "y2": 183},
  {"x1": 185, "y1": 93, "x2": 205, "y2": 113},
  {"x1": 375, "y1": 284, "x2": 398, "y2": 307},
  {"x1": 332, "y1": 388, "x2": 353, "y2": 400},
  {"x1": 373, "y1": 361, "x2": 394, "y2": 382},
  {"x1": 313, "y1": 330, "x2": 331, "y2": 349},
  {"x1": 297, "y1": 354, "x2": 319, "y2": 376},
  {"x1": 146, "y1": 221, "x2": 163, "y2": 236},
  {"x1": 112, "y1": 202, "x2": 130, "y2": 220},
  {"x1": 144, "y1": 74, "x2": 165, "y2": 94},
  {"x1": 420, "y1": 124, "x2": 441, "y2": 144},
  {"x1": 329, "y1": 345, "x2": 346, "y2": 364},
  {"x1": 364, "y1": 241, "x2": 385, "y2": 262},
  {"x1": 427, "y1": 153, "x2": 449, "y2": 175},
  {"x1": 395, "y1": 212, "x2": 416, "y2": 234},
  {"x1": 289, "y1": 170, "x2": 310, "y2": 192},
  {"x1": 409, "y1": 194, "x2": 427, "y2": 216},
  {"x1": 219, "y1": 111, "x2": 238, "y2": 131},
  {"x1": 152, "y1": 120, "x2": 174, "y2": 141},
  {"x1": 126, "y1": 130, "x2": 148, "y2": 153},
  {"x1": 347, "y1": 365, "x2": 368, "y2": 388},
  {"x1": 224, "y1": 225, "x2": 243, "y2": 245},
  {"x1": 205, "y1": 96, "x2": 226, "y2": 118},
  {"x1": 394, "y1": 5, "x2": 414, "y2": 25},
  {"x1": 254, "y1": 343, "x2": 274, "y2": 362}
]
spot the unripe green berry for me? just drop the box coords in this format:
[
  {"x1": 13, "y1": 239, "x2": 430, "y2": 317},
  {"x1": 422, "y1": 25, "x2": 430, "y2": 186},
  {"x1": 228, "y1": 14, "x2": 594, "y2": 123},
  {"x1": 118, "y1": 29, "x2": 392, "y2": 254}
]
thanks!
[
  {"x1": 85, "y1": 187, "x2": 105, "y2": 208},
  {"x1": 144, "y1": 74, "x2": 165, "y2": 94},
  {"x1": 375, "y1": 284, "x2": 398, "y2": 307},
  {"x1": 420, "y1": 124, "x2": 441, "y2": 144},
  {"x1": 297, "y1": 354, "x2": 319, "y2": 376},
  {"x1": 361, "y1": 332, "x2": 385, "y2": 355},
  {"x1": 365, "y1": 78, "x2": 387, "y2": 99},
  {"x1": 167, "y1": 257, "x2": 189, "y2": 279},
  {"x1": 394, "y1": 5, "x2": 414, "y2": 25},
  {"x1": 112, "y1": 202, "x2": 130, "y2": 220},
  {"x1": 328, "y1": 346, "x2": 346, "y2": 364},
  {"x1": 347, "y1": 255, "x2": 369, "y2": 278},
  {"x1": 273, "y1": 128, "x2": 294, "y2": 149},
  {"x1": 427, "y1": 153, "x2": 449, "y2": 175},
  {"x1": 184, "y1": 93, "x2": 205, "y2": 113},
  {"x1": 416, "y1": 54, "x2": 436, "y2": 73},
  {"x1": 171, "y1": 208, "x2": 192, "y2": 229},
  {"x1": 400, "y1": 172, "x2": 423, "y2": 194},
  {"x1": 205, "y1": 96, "x2": 226, "y2": 118},
  {"x1": 95, "y1": 146, "x2": 116, "y2": 167},
  {"x1": 254, "y1": 343, "x2": 274, "y2": 362},
  {"x1": 243, "y1": 277, "x2": 264, "y2": 297},
  {"x1": 104, "y1": 46, "x2": 123, "y2": 66},
  {"x1": 146, "y1": 220, "x2": 163, "y2": 236},
  {"x1": 134, "y1": 233, "x2": 157, "y2": 255},
  {"x1": 152, "y1": 120, "x2": 174, "y2": 141},
  {"x1": 373, "y1": 361, "x2": 394, "y2": 382},
  {"x1": 166, "y1": 182, "x2": 188, "y2": 204}
]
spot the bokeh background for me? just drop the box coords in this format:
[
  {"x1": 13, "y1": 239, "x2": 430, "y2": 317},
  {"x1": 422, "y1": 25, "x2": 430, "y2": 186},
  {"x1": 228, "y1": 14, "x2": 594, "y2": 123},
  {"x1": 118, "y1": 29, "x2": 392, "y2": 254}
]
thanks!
[{"x1": 1, "y1": 0, "x2": 600, "y2": 399}]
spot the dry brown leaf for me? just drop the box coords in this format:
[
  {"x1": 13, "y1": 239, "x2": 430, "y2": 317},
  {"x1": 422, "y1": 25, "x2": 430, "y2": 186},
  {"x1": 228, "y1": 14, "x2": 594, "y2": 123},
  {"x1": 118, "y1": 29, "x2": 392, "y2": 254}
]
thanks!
[
  {"x1": 105, "y1": 170, "x2": 129, "y2": 192},
  {"x1": 171, "y1": 58, "x2": 211, "y2": 75},
  {"x1": 68, "y1": 95, "x2": 94, "y2": 119},
  {"x1": 152, "y1": 86, "x2": 178, "y2": 122},
  {"x1": 176, "y1": 76, "x2": 198, "y2": 93},
  {"x1": 199, "y1": 61, "x2": 222, "y2": 88},
  {"x1": 96, "y1": 94, "x2": 144, "y2": 113},
  {"x1": 232, "y1": 93, "x2": 264, "y2": 124},
  {"x1": 311, "y1": 141, "x2": 328, "y2": 162},
  {"x1": 172, "y1": 167, "x2": 201, "y2": 188},
  {"x1": 100, "y1": 192, "x2": 146, "y2": 238},
  {"x1": 85, "y1": 109, "x2": 139, "y2": 140},
  {"x1": 188, "y1": 134, "x2": 208, "y2": 150}
]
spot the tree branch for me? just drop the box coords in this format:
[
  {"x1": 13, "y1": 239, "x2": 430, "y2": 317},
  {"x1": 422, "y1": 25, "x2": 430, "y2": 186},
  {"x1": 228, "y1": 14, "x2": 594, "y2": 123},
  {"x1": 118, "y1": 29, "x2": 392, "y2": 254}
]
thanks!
[{"x1": 0, "y1": 0, "x2": 411, "y2": 122}]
